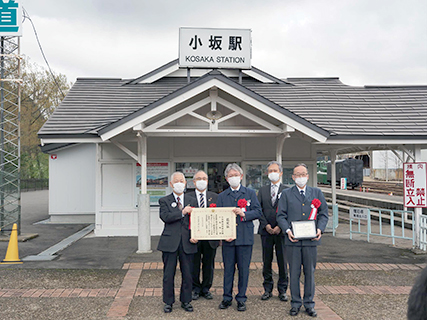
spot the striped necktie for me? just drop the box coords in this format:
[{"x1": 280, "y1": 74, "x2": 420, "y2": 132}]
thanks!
[
  {"x1": 199, "y1": 193, "x2": 205, "y2": 208},
  {"x1": 177, "y1": 196, "x2": 183, "y2": 210}
]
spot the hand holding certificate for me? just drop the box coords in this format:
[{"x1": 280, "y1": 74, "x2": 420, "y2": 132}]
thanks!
[{"x1": 190, "y1": 207, "x2": 237, "y2": 240}]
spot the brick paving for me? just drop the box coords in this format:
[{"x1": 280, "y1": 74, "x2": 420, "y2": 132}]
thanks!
[{"x1": 0, "y1": 262, "x2": 420, "y2": 319}]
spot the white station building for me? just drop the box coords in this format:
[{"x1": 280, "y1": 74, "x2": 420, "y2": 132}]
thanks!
[{"x1": 38, "y1": 28, "x2": 427, "y2": 240}]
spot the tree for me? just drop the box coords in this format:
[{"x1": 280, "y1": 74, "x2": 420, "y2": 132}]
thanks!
[{"x1": 19, "y1": 58, "x2": 71, "y2": 180}]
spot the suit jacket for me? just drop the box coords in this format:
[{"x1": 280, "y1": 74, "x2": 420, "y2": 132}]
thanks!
[
  {"x1": 257, "y1": 183, "x2": 287, "y2": 236},
  {"x1": 157, "y1": 193, "x2": 199, "y2": 254},
  {"x1": 216, "y1": 186, "x2": 262, "y2": 246},
  {"x1": 186, "y1": 190, "x2": 220, "y2": 249},
  {"x1": 276, "y1": 185, "x2": 328, "y2": 247}
]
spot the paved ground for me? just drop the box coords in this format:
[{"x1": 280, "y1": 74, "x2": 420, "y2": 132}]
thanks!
[{"x1": 0, "y1": 190, "x2": 425, "y2": 319}]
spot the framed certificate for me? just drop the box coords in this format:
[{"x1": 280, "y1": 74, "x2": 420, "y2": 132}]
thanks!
[
  {"x1": 291, "y1": 220, "x2": 317, "y2": 240},
  {"x1": 191, "y1": 207, "x2": 237, "y2": 240}
]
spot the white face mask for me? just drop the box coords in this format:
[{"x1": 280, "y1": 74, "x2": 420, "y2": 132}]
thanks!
[
  {"x1": 173, "y1": 182, "x2": 185, "y2": 194},
  {"x1": 268, "y1": 172, "x2": 280, "y2": 182},
  {"x1": 228, "y1": 176, "x2": 241, "y2": 188},
  {"x1": 195, "y1": 180, "x2": 207, "y2": 191},
  {"x1": 295, "y1": 177, "x2": 308, "y2": 188}
]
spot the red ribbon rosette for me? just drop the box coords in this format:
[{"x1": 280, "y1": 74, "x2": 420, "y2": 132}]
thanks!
[
  {"x1": 309, "y1": 199, "x2": 321, "y2": 220},
  {"x1": 237, "y1": 199, "x2": 247, "y2": 221},
  {"x1": 209, "y1": 203, "x2": 217, "y2": 208}
]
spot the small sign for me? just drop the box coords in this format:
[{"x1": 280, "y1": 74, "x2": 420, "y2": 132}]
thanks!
[
  {"x1": 404, "y1": 162, "x2": 427, "y2": 208},
  {"x1": 0, "y1": 0, "x2": 22, "y2": 37},
  {"x1": 340, "y1": 178, "x2": 347, "y2": 190},
  {"x1": 349, "y1": 207, "x2": 369, "y2": 220},
  {"x1": 179, "y1": 27, "x2": 251, "y2": 69},
  {"x1": 50, "y1": 154, "x2": 57, "y2": 160}
]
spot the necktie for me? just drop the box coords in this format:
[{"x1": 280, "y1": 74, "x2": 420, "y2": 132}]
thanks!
[
  {"x1": 200, "y1": 193, "x2": 205, "y2": 208},
  {"x1": 177, "y1": 196, "x2": 183, "y2": 210},
  {"x1": 271, "y1": 184, "x2": 277, "y2": 205},
  {"x1": 300, "y1": 190, "x2": 305, "y2": 200}
]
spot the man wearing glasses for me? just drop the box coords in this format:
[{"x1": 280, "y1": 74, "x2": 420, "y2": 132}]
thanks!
[
  {"x1": 276, "y1": 163, "x2": 328, "y2": 317},
  {"x1": 217, "y1": 163, "x2": 262, "y2": 312},
  {"x1": 186, "y1": 170, "x2": 219, "y2": 301}
]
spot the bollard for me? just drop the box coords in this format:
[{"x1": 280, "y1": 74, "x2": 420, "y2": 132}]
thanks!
[{"x1": 1, "y1": 223, "x2": 23, "y2": 264}]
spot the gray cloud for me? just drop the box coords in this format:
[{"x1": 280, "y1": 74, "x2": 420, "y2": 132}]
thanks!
[{"x1": 21, "y1": 0, "x2": 427, "y2": 85}]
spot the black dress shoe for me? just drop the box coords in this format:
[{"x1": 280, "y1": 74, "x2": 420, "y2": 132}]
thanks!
[
  {"x1": 290, "y1": 307, "x2": 300, "y2": 316},
  {"x1": 219, "y1": 299, "x2": 232, "y2": 309},
  {"x1": 163, "y1": 304, "x2": 172, "y2": 313},
  {"x1": 201, "y1": 291, "x2": 213, "y2": 299},
  {"x1": 279, "y1": 292, "x2": 288, "y2": 301},
  {"x1": 305, "y1": 307, "x2": 317, "y2": 317},
  {"x1": 237, "y1": 301, "x2": 246, "y2": 311},
  {"x1": 181, "y1": 302, "x2": 193, "y2": 312},
  {"x1": 192, "y1": 291, "x2": 200, "y2": 300},
  {"x1": 261, "y1": 292, "x2": 272, "y2": 300}
]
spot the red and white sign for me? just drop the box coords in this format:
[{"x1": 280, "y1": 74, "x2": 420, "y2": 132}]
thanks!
[
  {"x1": 340, "y1": 178, "x2": 347, "y2": 190},
  {"x1": 404, "y1": 162, "x2": 427, "y2": 208},
  {"x1": 50, "y1": 154, "x2": 57, "y2": 160}
]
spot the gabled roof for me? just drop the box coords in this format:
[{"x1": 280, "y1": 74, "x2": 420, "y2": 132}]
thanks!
[{"x1": 39, "y1": 60, "x2": 427, "y2": 142}]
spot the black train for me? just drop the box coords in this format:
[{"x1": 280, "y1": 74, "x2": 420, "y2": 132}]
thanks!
[
  {"x1": 407, "y1": 266, "x2": 427, "y2": 320},
  {"x1": 327, "y1": 158, "x2": 364, "y2": 189}
]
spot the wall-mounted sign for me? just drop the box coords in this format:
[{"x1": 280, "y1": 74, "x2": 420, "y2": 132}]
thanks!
[
  {"x1": 136, "y1": 162, "x2": 170, "y2": 206},
  {"x1": 404, "y1": 162, "x2": 427, "y2": 208},
  {"x1": 179, "y1": 27, "x2": 251, "y2": 69},
  {"x1": 0, "y1": 0, "x2": 22, "y2": 36},
  {"x1": 50, "y1": 154, "x2": 57, "y2": 160}
]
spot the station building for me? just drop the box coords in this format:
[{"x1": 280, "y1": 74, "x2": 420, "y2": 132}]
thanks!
[{"x1": 38, "y1": 29, "x2": 427, "y2": 237}]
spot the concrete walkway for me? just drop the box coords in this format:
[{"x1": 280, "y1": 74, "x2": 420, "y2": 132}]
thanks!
[{"x1": 0, "y1": 190, "x2": 424, "y2": 319}]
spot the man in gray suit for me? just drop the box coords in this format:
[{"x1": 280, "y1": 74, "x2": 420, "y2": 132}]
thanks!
[
  {"x1": 277, "y1": 163, "x2": 328, "y2": 317},
  {"x1": 257, "y1": 161, "x2": 288, "y2": 302},
  {"x1": 157, "y1": 172, "x2": 199, "y2": 313}
]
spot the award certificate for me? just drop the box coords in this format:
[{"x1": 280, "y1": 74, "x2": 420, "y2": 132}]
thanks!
[
  {"x1": 191, "y1": 207, "x2": 237, "y2": 240},
  {"x1": 291, "y1": 220, "x2": 317, "y2": 240}
]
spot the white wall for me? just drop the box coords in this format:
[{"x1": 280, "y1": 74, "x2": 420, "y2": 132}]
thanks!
[
  {"x1": 55, "y1": 135, "x2": 317, "y2": 235},
  {"x1": 49, "y1": 144, "x2": 96, "y2": 222}
]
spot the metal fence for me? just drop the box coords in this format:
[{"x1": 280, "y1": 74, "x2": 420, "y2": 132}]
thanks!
[
  {"x1": 420, "y1": 214, "x2": 427, "y2": 251},
  {"x1": 21, "y1": 179, "x2": 48, "y2": 192},
  {"x1": 326, "y1": 204, "x2": 339, "y2": 236},
  {"x1": 349, "y1": 207, "x2": 415, "y2": 247}
]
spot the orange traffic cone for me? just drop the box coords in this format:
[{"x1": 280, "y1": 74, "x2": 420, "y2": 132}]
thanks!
[{"x1": 1, "y1": 223, "x2": 22, "y2": 264}]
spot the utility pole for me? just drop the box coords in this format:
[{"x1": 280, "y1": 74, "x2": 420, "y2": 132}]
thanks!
[{"x1": 0, "y1": 36, "x2": 22, "y2": 234}]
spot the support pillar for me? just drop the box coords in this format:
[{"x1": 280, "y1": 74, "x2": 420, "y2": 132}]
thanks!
[
  {"x1": 276, "y1": 133, "x2": 290, "y2": 164},
  {"x1": 137, "y1": 132, "x2": 151, "y2": 253},
  {"x1": 330, "y1": 150, "x2": 337, "y2": 207}
]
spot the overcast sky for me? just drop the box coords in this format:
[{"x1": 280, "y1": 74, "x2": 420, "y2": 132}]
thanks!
[{"x1": 20, "y1": 0, "x2": 427, "y2": 86}]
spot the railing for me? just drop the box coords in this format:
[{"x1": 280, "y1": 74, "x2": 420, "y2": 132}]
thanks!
[
  {"x1": 326, "y1": 204, "x2": 339, "y2": 236},
  {"x1": 349, "y1": 208, "x2": 415, "y2": 247},
  {"x1": 420, "y1": 214, "x2": 427, "y2": 251}
]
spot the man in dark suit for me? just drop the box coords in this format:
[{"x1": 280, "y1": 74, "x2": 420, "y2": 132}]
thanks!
[
  {"x1": 257, "y1": 161, "x2": 288, "y2": 302},
  {"x1": 217, "y1": 163, "x2": 262, "y2": 312},
  {"x1": 186, "y1": 170, "x2": 219, "y2": 300},
  {"x1": 277, "y1": 163, "x2": 328, "y2": 317},
  {"x1": 157, "y1": 172, "x2": 198, "y2": 313}
]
